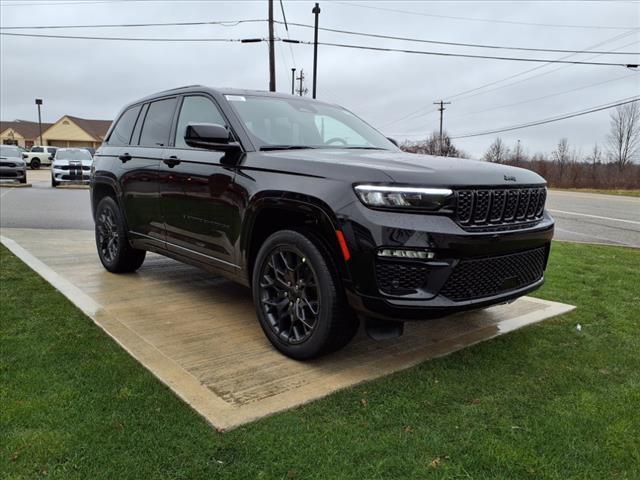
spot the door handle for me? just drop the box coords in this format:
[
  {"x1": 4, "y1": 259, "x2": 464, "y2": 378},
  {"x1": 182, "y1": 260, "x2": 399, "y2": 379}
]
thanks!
[
  {"x1": 118, "y1": 153, "x2": 132, "y2": 162},
  {"x1": 163, "y1": 156, "x2": 181, "y2": 168}
]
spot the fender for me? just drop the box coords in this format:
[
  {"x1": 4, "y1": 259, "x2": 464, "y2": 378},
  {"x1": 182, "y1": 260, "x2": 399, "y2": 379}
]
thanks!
[{"x1": 239, "y1": 191, "x2": 350, "y2": 279}]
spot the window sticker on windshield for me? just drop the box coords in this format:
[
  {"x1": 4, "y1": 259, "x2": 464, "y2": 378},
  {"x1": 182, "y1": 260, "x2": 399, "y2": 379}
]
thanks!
[{"x1": 226, "y1": 95, "x2": 246, "y2": 102}]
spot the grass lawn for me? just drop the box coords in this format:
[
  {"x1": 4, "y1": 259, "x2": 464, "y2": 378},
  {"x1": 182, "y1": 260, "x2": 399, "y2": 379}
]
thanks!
[
  {"x1": 1, "y1": 242, "x2": 639, "y2": 479},
  {"x1": 550, "y1": 188, "x2": 640, "y2": 198}
]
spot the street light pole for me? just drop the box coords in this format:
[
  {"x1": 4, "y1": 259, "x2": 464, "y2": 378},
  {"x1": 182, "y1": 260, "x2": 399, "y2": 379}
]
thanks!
[
  {"x1": 291, "y1": 68, "x2": 296, "y2": 95},
  {"x1": 35, "y1": 98, "x2": 43, "y2": 146},
  {"x1": 311, "y1": 2, "x2": 321, "y2": 99},
  {"x1": 268, "y1": 0, "x2": 276, "y2": 92}
]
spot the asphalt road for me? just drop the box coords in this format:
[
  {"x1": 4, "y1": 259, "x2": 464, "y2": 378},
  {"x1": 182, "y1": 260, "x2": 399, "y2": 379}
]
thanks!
[{"x1": 2, "y1": 170, "x2": 639, "y2": 248}]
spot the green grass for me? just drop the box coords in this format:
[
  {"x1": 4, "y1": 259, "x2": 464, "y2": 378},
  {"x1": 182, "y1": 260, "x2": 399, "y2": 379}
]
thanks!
[
  {"x1": 1, "y1": 242, "x2": 639, "y2": 479},
  {"x1": 550, "y1": 188, "x2": 640, "y2": 197}
]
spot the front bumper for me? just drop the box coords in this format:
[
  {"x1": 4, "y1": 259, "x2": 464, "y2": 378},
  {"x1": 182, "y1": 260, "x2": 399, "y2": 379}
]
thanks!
[
  {"x1": 52, "y1": 167, "x2": 90, "y2": 184},
  {"x1": 337, "y1": 201, "x2": 554, "y2": 321},
  {"x1": 0, "y1": 166, "x2": 26, "y2": 182}
]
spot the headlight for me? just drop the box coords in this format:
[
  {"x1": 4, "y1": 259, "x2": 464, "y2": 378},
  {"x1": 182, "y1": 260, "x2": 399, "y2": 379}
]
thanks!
[{"x1": 354, "y1": 185, "x2": 453, "y2": 210}]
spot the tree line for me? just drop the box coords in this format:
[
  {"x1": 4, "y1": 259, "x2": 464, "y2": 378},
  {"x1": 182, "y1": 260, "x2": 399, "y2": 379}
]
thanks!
[{"x1": 400, "y1": 102, "x2": 640, "y2": 189}]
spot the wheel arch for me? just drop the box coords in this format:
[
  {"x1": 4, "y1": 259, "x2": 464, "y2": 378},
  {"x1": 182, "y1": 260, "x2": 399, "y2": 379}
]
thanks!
[{"x1": 241, "y1": 192, "x2": 350, "y2": 285}]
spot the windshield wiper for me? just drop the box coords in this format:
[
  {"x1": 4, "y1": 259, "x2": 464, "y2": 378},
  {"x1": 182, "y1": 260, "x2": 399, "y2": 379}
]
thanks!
[
  {"x1": 341, "y1": 146, "x2": 388, "y2": 150},
  {"x1": 259, "y1": 145, "x2": 317, "y2": 151}
]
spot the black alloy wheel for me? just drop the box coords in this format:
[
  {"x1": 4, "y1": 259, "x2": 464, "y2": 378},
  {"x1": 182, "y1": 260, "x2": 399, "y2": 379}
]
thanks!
[
  {"x1": 94, "y1": 196, "x2": 146, "y2": 273},
  {"x1": 259, "y1": 247, "x2": 321, "y2": 345},
  {"x1": 96, "y1": 204, "x2": 120, "y2": 265},
  {"x1": 252, "y1": 230, "x2": 358, "y2": 359}
]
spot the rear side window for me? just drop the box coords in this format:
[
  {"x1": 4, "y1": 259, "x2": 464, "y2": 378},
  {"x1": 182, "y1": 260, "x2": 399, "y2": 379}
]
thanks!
[
  {"x1": 139, "y1": 98, "x2": 177, "y2": 147},
  {"x1": 109, "y1": 105, "x2": 141, "y2": 146},
  {"x1": 174, "y1": 96, "x2": 227, "y2": 149},
  {"x1": 32, "y1": 147, "x2": 43, "y2": 152}
]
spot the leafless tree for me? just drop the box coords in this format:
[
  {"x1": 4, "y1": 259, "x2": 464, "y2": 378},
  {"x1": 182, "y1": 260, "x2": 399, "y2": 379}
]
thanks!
[
  {"x1": 552, "y1": 138, "x2": 571, "y2": 181},
  {"x1": 607, "y1": 102, "x2": 640, "y2": 171},
  {"x1": 483, "y1": 137, "x2": 509, "y2": 163},
  {"x1": 400, "y1": 131, "x2": 463, "y2": 157},
  {"x1": 586, "y1": 143, "x2": 603, "y2": 183}
]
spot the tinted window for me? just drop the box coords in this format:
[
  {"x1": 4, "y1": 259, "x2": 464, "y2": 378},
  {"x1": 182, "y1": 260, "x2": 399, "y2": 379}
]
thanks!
[
  {"x1": 55, "y1": 149, "x2": 92, "y2": 160},
  {"x1": 0, "y1": 145, "x2": 21, "y2": 157},
  {"x1": 32, "y1": 147, "x2": 44, "y2": 152},
  {"x1": 109, "y1": 105, "x2": 141, "y2": 146},
  {"x1": 175, "y1": 96, "x2": 227, "y2": 148},
  {"x1": 139, "y1": 98, "x2": 177, "y2": 147}
]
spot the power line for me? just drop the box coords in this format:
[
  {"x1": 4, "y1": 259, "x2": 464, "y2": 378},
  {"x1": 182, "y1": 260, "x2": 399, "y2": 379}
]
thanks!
[
  {"x1": 380, "y1": 31, "x2": 638, "y2": 128},
  {"x1": 278, "y1": 21, "x2": 639, "y2": 55},
  {"x1": 0, "y1": 32, "x2": 267, "y2": 42},
  {"x1": 0, "y1": 19, "x2": 266, "y2": 29},
  {"x1": 335, "y1": 1, "x2": 640, "y2": 31},
  {"x1": 448, "y1": 73, "x2": 638, "y2": 120},
  {"x1": 284, "y1": 39, "x2": 636, "y2": 67},
  {"x1": 450, "y1": 97, "x2": 639, "y2": 139}
]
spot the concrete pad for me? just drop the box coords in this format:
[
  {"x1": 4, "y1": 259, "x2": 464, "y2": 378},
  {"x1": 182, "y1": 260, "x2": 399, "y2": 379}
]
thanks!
[{"x1": 1, "y1": 228, "x2": 575, "y2": 431}]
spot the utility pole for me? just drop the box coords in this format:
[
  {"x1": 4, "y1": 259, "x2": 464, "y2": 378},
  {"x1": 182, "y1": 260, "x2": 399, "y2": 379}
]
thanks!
[
  {"x1": 296, "y1": 69, "x2": 308, "y2": 96},
  {"x1": 268, "y1": 0, "x2": 276, "y2": 92},
  {"x1": 35, "y1": 98, "x2": 43, "y2": 145},
  {"x1": 433, "y1": 100, "x2": 451, "y2": 155},
  {"x1": 311, "y1": 2, "x2": 321, "y2": 99},
  {"x1": 291, "y1": 68, "x2": 296, "y2": 95}
]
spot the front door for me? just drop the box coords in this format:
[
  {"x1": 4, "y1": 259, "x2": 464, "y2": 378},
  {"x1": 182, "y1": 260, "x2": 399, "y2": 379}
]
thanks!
[{"x1": 160, "y1": 94, "x2": 239, "y2": 270}]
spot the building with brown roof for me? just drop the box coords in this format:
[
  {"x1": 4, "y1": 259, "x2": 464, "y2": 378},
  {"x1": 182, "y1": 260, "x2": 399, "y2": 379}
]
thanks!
[
  {"x1": 1, "y1": 115, "x2": 112, "y2": 149},
  {"x1": 0, "y1": 120, "x2": 53, "y2": 148}
]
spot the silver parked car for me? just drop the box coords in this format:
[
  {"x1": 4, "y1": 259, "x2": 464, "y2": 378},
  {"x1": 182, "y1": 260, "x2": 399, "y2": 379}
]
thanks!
[
  {"x1": 51, "y1": 148, "x2": 93, "y2": 187},
  {"x1": 0, "y1": 145, "x2": 27, "y2": 184}
]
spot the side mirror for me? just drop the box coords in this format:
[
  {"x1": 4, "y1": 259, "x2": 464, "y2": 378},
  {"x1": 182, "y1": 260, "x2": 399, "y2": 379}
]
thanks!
[
  {"x1": 22, "y1": 153, "x2": 28, "y2": 159},
  {"x1": 48, "y1": 156, "x2": 54, "y2": 161},
  {"x1": 387, "y1": 137, "x2": 399, "y2": 147},
  {"x1": 184, "y1": 123, "x2": 240, "y2": 151}
]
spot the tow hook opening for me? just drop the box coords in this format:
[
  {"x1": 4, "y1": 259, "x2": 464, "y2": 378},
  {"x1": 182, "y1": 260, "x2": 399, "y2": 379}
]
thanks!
[{"x1": 363, "y1": 316, "x2": 404, "y2": 340}]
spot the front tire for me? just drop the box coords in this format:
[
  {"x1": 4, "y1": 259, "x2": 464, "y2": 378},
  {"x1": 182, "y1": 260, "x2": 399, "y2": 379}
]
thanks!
[
  {"x1": 30, "y1": 158, "x2": 41, "y2": 170},
  {"x1": 95, "y1": 196, "x2": 146, "y2": 273},
  {"x1": 51, "y1": 175, "x2": 58, "y2": 187},
  {"x1": 252, "y1": 230, "x2": 358, "y2": 359}
]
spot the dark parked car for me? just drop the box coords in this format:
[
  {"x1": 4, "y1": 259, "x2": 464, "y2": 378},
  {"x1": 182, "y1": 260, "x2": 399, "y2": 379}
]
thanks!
[
  {"x1": 91, "y1": 86, "x2": 554, "y2": 359},
  {"x1": 0, "y1": 145, "x2": 27, "y2": 183}
]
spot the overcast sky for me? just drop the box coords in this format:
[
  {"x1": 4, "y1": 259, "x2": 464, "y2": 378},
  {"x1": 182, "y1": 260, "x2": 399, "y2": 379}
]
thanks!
[{"x1": 1, "y1": 0, "x2": 638, "y2": 158}]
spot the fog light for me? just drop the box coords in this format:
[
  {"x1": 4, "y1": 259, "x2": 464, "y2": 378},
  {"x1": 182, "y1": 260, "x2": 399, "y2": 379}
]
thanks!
[{"x1": 377, "y1": 249, "x2": 434, "y2": 259}]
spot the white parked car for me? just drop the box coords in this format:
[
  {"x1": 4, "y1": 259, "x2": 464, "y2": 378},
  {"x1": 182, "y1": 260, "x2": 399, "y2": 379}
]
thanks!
[
  {"x1": 22, "y1": 145, "x2": 58, "y2": 169},
  {"x1": 51, "y1": 148, "x2": 92, "y2": 187}
]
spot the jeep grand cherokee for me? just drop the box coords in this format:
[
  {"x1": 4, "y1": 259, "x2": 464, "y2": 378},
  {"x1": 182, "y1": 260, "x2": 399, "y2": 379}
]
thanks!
[{"x1": 91, "y1": 86, "x2": 554, "y2": 359}]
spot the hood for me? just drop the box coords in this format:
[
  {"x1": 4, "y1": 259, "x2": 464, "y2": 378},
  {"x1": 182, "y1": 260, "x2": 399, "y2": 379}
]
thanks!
[{"x1": 257, "y1": 149, "x2": 545, "y2": 187}]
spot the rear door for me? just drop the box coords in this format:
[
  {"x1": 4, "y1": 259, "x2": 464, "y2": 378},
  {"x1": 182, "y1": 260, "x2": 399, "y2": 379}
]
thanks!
[
  {"x1": 118, "y1": 97, "x2": 177, "y2": 244},
  {"x1": 160, "y1": 94, "x2": 239, "y2": 269}
]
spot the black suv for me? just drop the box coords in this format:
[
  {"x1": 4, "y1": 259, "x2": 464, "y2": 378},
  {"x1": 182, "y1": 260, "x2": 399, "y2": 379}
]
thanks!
[{"x1": 91, "y1": 86, "x2": 554, "y2": 359}]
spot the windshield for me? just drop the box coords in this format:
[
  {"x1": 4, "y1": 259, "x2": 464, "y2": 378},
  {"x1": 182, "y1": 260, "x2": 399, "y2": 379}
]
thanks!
[
  {"x1": 0, "y1": 146, "x2": 21, "y2": 157},
  {"x1": 226, "y1": 95, "x2": 396, "y2": 151},
  {"x1": 55, "y1": 149, "x2": 92, "y2": 160}
]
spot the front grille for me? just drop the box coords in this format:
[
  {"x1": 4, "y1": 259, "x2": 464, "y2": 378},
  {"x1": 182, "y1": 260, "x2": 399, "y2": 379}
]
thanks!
[
  {"x1": 0, "y1": 162, "x2": 17, "y2": 168},
  {"x1": 56, "y1": 165, "x2": 90, "y2": 171},
  {"x1": 376, "y1": 261, "x2": 428, "y2": 295},
  {"x1": 1, "y1": 171, "x2": 18, "y2": 177},
  {"x1": 440, "y1": 247, "x2": 547, "y2": 301},
  {"x1": 455, "y1": 187, "x2": 546, "y2": 230}
]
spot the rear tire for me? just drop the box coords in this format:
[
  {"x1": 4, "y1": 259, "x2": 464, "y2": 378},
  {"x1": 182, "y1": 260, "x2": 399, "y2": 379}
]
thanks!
[
  {"x1": 30, "y1": 158, "x2": 40, "y2": 170},
  {"x1": 95, "y1": 196, "x2": 146, "y2": 273},
  {"x1": 252, "y1": 229, "x2": 358, "y2": 359}
]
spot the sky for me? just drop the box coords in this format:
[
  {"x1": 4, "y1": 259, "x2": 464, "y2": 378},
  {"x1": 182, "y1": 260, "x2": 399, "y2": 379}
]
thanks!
[{"x1": 1, "y1": 0, "x2": 639, "y2": 158}]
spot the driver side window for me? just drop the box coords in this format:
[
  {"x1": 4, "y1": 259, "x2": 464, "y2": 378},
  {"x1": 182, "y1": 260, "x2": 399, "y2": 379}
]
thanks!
[
  {"x1": 175, "y1": 96, "x2": 227, "y2": 149},
  {"x1": 314, "y1": 115, "x2": 368, "y2": 146}
]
